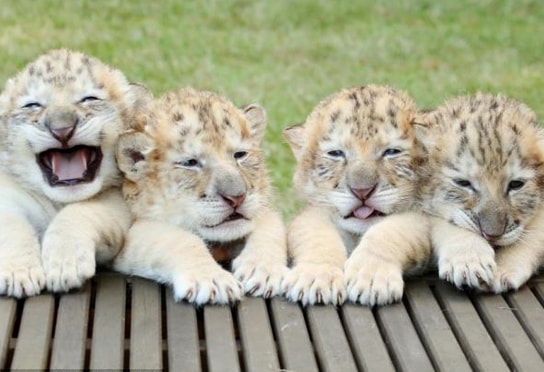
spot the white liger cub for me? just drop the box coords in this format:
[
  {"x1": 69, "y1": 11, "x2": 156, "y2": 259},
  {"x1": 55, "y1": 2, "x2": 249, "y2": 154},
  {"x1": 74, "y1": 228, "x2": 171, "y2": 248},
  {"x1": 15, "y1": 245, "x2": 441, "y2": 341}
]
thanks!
[
  {"x1": 114, "y1": 88, "x2": 287, "y2": 305},
  {"x1": 417, "y1": 93, "x2": 544, "y2": 293},
  {"x1": 0, "y1": 49, "x2": 148, "y2": 297},
  {"x1": 282, "y1": 85, "x2": 428, "y2": 305}
]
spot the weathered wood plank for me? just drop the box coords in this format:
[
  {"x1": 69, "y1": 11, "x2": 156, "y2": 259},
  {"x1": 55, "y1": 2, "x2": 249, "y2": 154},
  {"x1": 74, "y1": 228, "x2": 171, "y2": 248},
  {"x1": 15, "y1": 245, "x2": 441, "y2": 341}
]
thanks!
[
  {"x1": 204, "y1": 305, "x2": 240, "y2": 372},
  {"x1": 10, "y1": 295, "x2": 55, "y2": 370},
  {"x1": 49, "y1": 284, "x2": 91, "y2": 370},
  {"x1": 0, "y1": 298, "x2": 16, "y2": 369},
  {"x1": 374, "y1": 300, "x2": 434, "y2": 372},
  {"x1": 269, "y1": 298, "x2": 318, "y2": 372},
  {"x1": 473, "y1": 292, "x2": 544, "y2": 372},
  {"x1": 237, "y1": 297, "x2": 279, "y2": 371},
  {"x1": 434, "y1": 282, "x2": 509, "y2": 372},
  {"x1": 305, "y1": 305, "x2": 358, "y2": 372},
  {"x1": 506, "y1": 285, "x2": 544, "y2": 357},
  {"x1": 130, "y1": 278, "x2": 162, "y2": 370},
  {"x1": 166, "y1": 294, "x2": 201, "y2": 372},
  {"x1": 89, "y1": 274, "x2": 126, "y2": 370},
  {"x1": 341, "y1": 304, "x2": 395, "y2": 372},
  {"x1": 404, "y1": 281, "x2": 472, "y2": 372}
]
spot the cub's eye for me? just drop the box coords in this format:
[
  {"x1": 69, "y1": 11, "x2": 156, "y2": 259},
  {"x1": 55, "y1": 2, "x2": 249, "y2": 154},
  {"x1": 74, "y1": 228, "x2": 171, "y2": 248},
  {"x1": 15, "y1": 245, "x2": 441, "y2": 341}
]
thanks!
[
  {"x1": 22, "y1": 102, "x2": 42, "y2": 109},
  {"x1": 453, "y1": 179, "x2": 473, "y2": 189},
  {"x1": 508, "y1": 180, "x2": 525, "y2": 192},
  {"x1": 233, "y1": 151, "x2": 248, "y2": 159},
  {"x1": 382, "y1": 148, "x2": 402, "y2": 157},
  {"x1": 79, "y1": 96, "x2": 100, "y2": 103},
  {"x1": 327, "y1": 150, "x2": 345, "y2": 158},
  {"x1": 177, "y1": 159, "x2": 200, "y2": 168}
]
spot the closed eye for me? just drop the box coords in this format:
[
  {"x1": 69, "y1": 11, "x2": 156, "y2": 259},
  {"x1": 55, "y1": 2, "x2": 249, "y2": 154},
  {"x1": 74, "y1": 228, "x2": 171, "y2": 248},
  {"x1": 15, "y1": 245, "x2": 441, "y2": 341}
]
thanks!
[
  {"x1": 22, "y1": 102, "x2": 42, "y2": 109},
  {"x1": 79, "y1": 96, "x2": 101, "y2": 103},
  {"x1": 326, "y1": 150, "x2": 345, "y2": 158},
  {"x1": 453, "y1": 178, "x2": 473, "y2": 189}
]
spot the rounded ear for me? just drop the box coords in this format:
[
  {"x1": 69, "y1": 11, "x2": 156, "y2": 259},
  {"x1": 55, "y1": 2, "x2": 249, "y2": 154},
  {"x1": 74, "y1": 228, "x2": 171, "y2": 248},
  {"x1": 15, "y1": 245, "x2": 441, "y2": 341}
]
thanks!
[
  {"x1": 242, "y1": 104, "x2": 267, "y2": 142},
  {"x1": 412, "y1": 110, "x2": 438, "y2": 151},
  {"x1": 116, "y1": 131, "x2": 154, "y2": 182},
  {"x1": 283, "y1": 123, "x2": 306, "y2": 161}
]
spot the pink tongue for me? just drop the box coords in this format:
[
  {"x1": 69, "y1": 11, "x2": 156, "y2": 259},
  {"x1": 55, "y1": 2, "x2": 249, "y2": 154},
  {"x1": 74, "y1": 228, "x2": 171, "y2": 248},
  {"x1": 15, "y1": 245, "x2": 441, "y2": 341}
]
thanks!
[
  {"x1": 353, "y1": 206, "x2": 375, "y2": 219},
  {"x1": 51, "y1": 150, "x2": 88, "y2": 181}
]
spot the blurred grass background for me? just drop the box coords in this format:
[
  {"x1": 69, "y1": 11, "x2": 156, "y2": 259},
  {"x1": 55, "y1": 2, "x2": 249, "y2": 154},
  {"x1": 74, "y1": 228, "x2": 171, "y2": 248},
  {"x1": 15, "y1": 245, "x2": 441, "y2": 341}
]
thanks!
[{"x1": 0, "y1": 0, "x2": 542, "y2": 217}]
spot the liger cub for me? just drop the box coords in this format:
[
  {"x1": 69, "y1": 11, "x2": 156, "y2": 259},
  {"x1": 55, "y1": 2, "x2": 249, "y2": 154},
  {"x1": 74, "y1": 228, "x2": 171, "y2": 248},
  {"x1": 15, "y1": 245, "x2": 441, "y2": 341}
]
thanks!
[
  {"x1": 282, "y1": 84, "x2": 428, "y2": 305},
  {"x1": 114, "y1": 88, "x2": 287, "y2": 305},
  {"x1": 418, "y1": 93, "x2": 544, "y2": 293},
  {"x1": 0, "y1": 49, "x2": 148, "y2": 297},
  {"x1": 356, "y1": 93, "x2": 544, "y2": 306}
]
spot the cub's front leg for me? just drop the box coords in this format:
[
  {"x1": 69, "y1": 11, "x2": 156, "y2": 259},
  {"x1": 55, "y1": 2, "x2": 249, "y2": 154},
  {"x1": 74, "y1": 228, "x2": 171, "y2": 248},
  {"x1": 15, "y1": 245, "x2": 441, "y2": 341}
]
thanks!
[
  {"x1": 432, "y1": 218, "x2": 496, "y2": 290},
  {"x1": 345, "y1": 212, "x2": 432, "y2": 306},
  {"x1": 114, "y1": 220, "x2": 243, "y2": 305},
  {"x1": 0, "y1": 212, "x2": 45, "y2": 297},
  {"x1": 232, "y1": 209, "x2": 288, "y2": 298},
  {"x1": 42, "y1": 189, "x2": 131, "y2": 292},
  {"x1": 281, "y1": 207, "x2": 347, "y2": 306}
]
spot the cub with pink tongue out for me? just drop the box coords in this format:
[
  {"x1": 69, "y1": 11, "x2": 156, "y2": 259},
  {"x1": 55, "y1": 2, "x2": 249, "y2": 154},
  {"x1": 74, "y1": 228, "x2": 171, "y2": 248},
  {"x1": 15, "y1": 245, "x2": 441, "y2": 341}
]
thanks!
[
  {"x1": 282, "y1": 85, "x2": 427, "y2": 306},
  {"x1": 0, "y1": 49, "x2": 149, "y2": 297}
]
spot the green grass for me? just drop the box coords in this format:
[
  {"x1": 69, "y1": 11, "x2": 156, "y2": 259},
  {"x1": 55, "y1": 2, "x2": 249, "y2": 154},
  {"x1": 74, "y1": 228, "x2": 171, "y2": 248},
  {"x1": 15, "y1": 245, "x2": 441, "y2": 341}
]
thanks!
[{"x1": 1, "y1": 0, "x2": 543, "y2": 217}]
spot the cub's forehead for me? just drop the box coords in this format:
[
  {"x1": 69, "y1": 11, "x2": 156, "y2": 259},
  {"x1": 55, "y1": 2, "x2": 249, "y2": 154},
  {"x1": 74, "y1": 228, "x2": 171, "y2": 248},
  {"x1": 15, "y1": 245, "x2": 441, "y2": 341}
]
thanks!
[
  {"x1": 151, "y1": 89, "x2": 250, "y2": 147},
  {"x1": 306, "y1": 85, "x2": 416, "y2": 142},
  {"x1": 1, "y1": 49, "x2": 129, "y2": 103}
]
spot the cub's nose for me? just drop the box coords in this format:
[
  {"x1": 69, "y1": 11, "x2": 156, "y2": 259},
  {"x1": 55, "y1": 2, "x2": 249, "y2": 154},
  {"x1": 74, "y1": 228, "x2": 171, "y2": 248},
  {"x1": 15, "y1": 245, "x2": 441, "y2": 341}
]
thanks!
[
  {"x1": 220, "y1": 193, "x2": 246, "y2": 208},
  {"x1": 49, "y1": 126, "x2": 76, "y2": 143},
  {"x1": 349, "y1": 186, "x2": 375, "y2": 200}
]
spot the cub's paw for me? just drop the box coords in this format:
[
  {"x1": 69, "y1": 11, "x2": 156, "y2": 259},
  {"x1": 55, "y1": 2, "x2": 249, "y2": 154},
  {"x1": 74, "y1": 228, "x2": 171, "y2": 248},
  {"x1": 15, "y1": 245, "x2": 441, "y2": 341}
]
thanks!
[
  {"x1": 492, "y1": 265, "x2": 533, "y2": 293},
  {"x1": 232, "y1": 256, "x2": 288, "y2": 298},
  {"x1": 344, "y1": 254, "x2": 403, "y2": 306},
  {"x1": 281, "y1": 263, "x2": 345, "y2": 306},
  {"x1": 173, "y1": 266, "x2": 243, "y2": 305},
  {"x1": 438, "y1": 246, "x2": 495, "y2": 290},
  {"x1": 0, "y1": 252, "x2": 45, "y2": 298},
  {"x1": 42, "y1": 234, "x2": 96, "y2": 293}
]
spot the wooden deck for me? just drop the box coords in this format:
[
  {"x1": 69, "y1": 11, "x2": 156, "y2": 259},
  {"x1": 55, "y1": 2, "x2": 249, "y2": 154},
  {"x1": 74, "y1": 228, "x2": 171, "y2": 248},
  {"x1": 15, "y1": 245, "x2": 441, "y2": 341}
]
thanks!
[{"x1": 1, "y1": 273, "x2": 543, "y2": 371}]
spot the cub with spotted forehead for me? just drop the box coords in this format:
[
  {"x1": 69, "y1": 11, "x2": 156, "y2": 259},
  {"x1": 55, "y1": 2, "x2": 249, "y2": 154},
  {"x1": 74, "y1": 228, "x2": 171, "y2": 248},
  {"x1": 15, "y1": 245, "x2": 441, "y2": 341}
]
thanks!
[
  {"x1": 114, "y1": 88, "x2": 287, "y2": 305},
  {"x1": 282, "y1": 84, "x2": 427, "y2": 305},
  {"x1": 418, "y1": 93, "x2": 544, "y2": 293},
  {"x1": 0, "y1": 49, "x2": 148, "y2": 297}
]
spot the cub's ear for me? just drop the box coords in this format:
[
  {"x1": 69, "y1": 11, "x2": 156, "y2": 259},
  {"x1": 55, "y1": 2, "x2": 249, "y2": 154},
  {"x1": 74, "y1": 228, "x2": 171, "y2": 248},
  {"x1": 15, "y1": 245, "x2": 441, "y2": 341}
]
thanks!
[
  {"x1": 242, "y1": 104, "x2": 267, "y2": 143},
  {"x1": 412, "y1": 110, "x2": 437, "y2": 151},
  {"x1": 128, "y1": 82, "x2": 154, "y2": 110},
  {"x1": 116, "y1": 131, "x2": 154, "y2": 182},
  {"x1": 283, "y1": 123, "x2": 306, "y2": 161}
]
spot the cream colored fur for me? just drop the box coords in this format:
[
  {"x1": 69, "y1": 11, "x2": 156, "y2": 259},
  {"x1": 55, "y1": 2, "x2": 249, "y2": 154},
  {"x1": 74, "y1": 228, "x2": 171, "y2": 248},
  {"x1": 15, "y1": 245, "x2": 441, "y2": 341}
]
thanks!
[
  {"x1": 283, "y1": 85, "x2": 426, "y2": 305},
  {"x1": 0, "y1": 49, "x2": 147, "y2": 296},
  {"x1": 114, "y1": 88, "x2": 287, "y2": 305}
]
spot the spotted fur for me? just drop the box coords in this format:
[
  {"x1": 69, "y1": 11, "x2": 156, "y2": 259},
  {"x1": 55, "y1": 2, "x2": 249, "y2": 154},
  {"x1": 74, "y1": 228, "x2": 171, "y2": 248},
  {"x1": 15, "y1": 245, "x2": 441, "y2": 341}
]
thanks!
[
  {"x1": 282, "y1": 84, "x2": 427, "y2": 305},
  {"x1": 0, "y1": 49, "x2": 148, "y2": 297},
  {"x1": 114, "y1": 88, "x2": 287, "y2": 305}
]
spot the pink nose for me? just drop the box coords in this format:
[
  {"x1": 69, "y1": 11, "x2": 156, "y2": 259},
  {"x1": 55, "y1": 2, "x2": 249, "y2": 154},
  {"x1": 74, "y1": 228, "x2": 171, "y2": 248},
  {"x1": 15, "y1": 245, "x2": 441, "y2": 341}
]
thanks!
[
  {"x1": 220, "y1": 193, "x2": 246, "y2": 208},
  {"x1": 349, "y1": 186, "x2": 375, "y2": 200},
  {"x1": 50, "y1": 126, "x2": 75, "y2": 143}
]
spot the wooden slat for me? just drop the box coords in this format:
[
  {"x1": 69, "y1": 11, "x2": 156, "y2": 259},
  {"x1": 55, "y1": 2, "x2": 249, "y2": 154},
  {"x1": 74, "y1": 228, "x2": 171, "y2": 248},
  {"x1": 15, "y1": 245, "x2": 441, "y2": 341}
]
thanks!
[
  {"x1": 204, "y1": 305, "x2": 240, "y2": 372},
  {"x1": 166, "y1": 294, "x2": 201, "y2": 372},
  {"x1": 404, "y1": 282, "x2": 472, "y2": 371},
  {"x1": 10, "y1": 295, "x2": 55, "y2": 370},
  {"x1": 305, "y1": 305, "x2": 358, "y2": 372},
  {"x1": 0, "y1": 298, "x2": 16, "y2": 369},
  {"x1": 506, "y1": 285, "x2": 544, "y2": 357},
  {"x1": 269, "y1": 298, "x2": 318, "y2": 372},
  {"x1": 49, "y1": 284, "x2": 91, "y2": 370},
  {"x1": 237, "y1": 297, "x2": 280, "y2": 371},
  {"x1": 90, "y1": 274, "x2": 126, "y2": 370},
  {"x1": 374, "y1": 301, "x2": 434, "y2": 372},
  {"x1": 434, "y1": 282, "x2": 510, "y2": 372},
  {"x1": 473, "y1": 292, "x2": 544, "y2": 371},
  {"x1": 130, "y1": 278, "x2": 162, "y2": 370},
  {"x1": 341, "y1": 304, "x2": 395, "y2": 372}
]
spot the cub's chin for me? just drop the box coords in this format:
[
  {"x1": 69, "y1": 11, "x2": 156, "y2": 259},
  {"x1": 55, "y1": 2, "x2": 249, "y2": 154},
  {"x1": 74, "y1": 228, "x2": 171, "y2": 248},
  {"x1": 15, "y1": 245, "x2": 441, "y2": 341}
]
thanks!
[
  {"x1": 41, "y1": 176, "x2": 105, "y2": 204},
  {"x1": 198, "y1": 218, "x2": 255, "y2": 243},
  {"x1": 337, "y1": 214, "x2": 385, "y2": 236}
]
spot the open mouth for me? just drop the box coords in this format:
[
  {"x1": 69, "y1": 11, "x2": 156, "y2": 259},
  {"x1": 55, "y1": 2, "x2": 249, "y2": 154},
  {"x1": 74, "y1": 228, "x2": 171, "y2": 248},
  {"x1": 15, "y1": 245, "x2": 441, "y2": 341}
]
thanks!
[
  {"x1": 345, "y1": 206, "x2": 386, "y2": 220},
  {"x1": 224, "y1": 212, "x2": 245, "y2": 223},
  {"x1": 37, "y1": 145, "x2": 103, "y2": 186}
]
